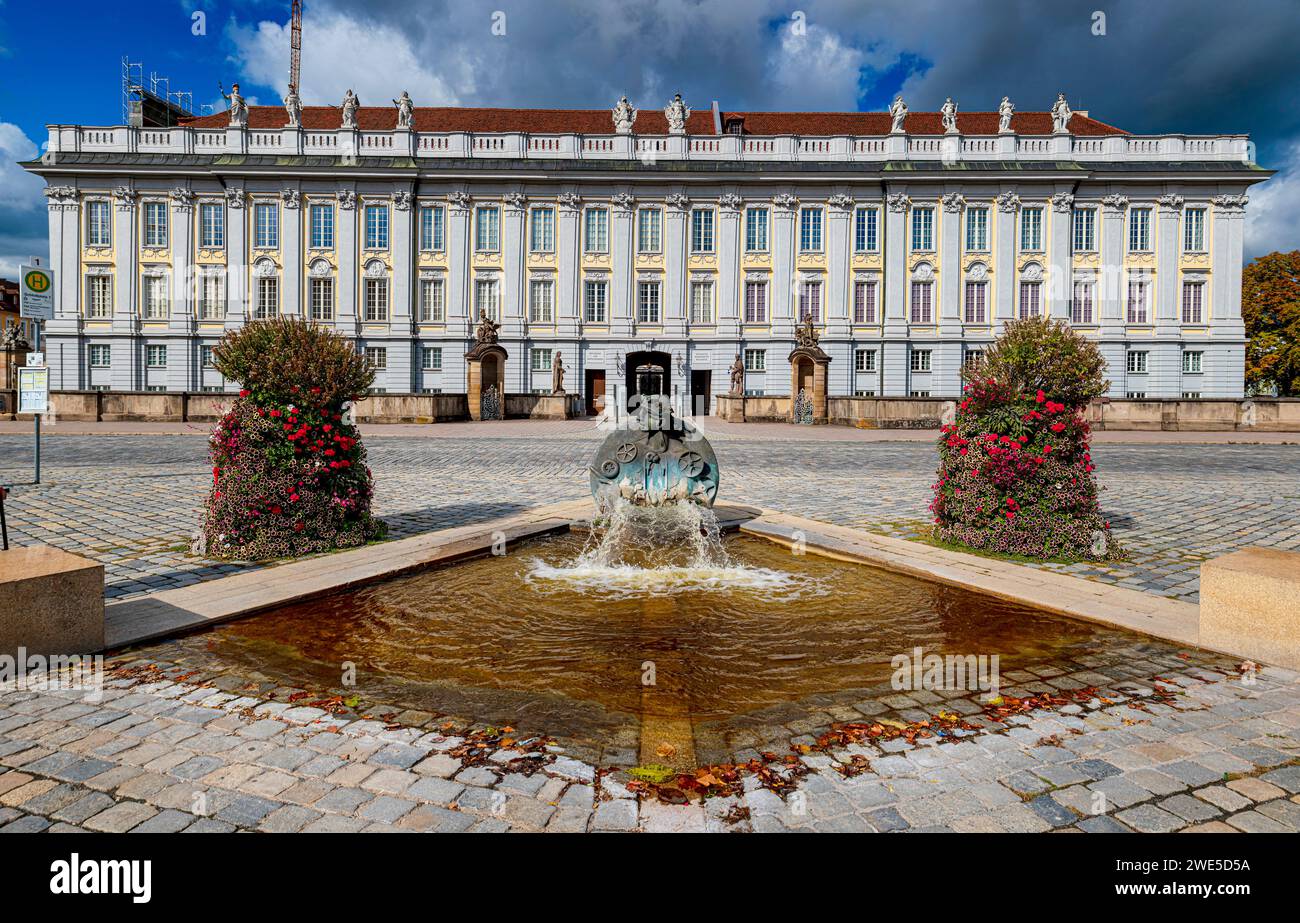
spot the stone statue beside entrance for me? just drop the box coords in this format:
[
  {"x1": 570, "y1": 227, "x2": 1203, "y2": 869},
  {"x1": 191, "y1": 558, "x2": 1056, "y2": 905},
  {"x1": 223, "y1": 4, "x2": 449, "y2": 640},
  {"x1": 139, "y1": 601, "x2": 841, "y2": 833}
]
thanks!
[
  {"x1": 552, "y1": 351, "x2": 566, "y2": 394},
  {"x1": 474, "y1": 308, "x2": 500, "y2": 345},
  {"x1": 729, "y1": 354, "x2": 744, "y2": 395}
]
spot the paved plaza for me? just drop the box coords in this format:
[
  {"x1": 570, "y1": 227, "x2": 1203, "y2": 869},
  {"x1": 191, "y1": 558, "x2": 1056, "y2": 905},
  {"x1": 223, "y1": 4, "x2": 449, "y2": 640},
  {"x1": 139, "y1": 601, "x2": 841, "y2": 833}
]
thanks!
[
  {"x1": 1, "y1": 422, "x2": 1299, "y2": 833},
  {"x1": 1, "y1": 423, "x2": 1298, "y2": 601}
]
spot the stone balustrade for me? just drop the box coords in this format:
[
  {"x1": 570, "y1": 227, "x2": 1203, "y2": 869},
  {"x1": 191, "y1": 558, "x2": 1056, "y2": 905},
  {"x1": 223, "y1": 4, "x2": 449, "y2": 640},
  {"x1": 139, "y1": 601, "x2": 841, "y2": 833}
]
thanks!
[{"x1": 44, "y1": 124, "x2": 1253, "y2": 164}]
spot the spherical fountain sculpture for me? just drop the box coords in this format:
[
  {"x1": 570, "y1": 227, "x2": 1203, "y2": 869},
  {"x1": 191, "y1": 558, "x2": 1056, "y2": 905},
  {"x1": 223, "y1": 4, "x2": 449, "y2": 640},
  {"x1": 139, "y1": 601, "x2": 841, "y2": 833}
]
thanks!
[{"x1": 588, "y1": 394, "x2": 719, "y2": 508}]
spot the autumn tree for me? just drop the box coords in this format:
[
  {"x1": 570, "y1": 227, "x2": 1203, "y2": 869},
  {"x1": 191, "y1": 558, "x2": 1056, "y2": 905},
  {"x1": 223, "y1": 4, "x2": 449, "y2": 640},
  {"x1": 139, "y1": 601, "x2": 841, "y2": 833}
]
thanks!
[{"x1": 1242, "y1": 250, "x2": 1300, "y2": 396}]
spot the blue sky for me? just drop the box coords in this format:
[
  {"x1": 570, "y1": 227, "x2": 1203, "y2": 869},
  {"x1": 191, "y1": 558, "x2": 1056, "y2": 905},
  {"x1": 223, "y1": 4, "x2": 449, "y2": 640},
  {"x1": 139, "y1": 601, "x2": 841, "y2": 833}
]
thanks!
[{"x1": 2, "y1": 0, "x2": 1298, "y2": 275}]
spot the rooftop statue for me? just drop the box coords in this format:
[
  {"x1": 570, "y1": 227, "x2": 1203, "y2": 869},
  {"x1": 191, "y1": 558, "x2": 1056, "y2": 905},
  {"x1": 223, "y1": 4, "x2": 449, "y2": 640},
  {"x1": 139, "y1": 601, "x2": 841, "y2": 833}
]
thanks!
[
  {"x1": 941, "y1": 97, "x2": 959, "y2": 134},
  {"x1": 612, "y1": 96, "x2": 637, "y2": 134},
  {"x1": 888, "y1": 95, "x2": 908, "y2": 133},
  {"x1": 223, "y1": 83, "x2": 248, "y2": 128},
  {"x1": 1051, "y1": 93, "x2": 1073, "y2": 133},
  {"x1": 341, "y1": 89, "x2": 360, "y2": 129},
  {"x1": 664, "y1": 94, "x2": 690, "y2": 134},
  {"x1": 284, "y1": 89, "x2": 302, "y2": 128},
  {"x1": 998, "y1": 96, "x2": 1015, "y2": 133},
  {"x1": 393, "y1": 91, "x2": 414, "y2": 129}
]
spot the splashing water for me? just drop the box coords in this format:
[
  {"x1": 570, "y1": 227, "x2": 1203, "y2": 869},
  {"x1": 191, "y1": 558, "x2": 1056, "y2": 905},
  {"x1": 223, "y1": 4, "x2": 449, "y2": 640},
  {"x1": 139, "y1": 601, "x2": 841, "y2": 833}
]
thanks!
[{"x1": 527, "y1": 497, "x2": 820, "y2": 599}]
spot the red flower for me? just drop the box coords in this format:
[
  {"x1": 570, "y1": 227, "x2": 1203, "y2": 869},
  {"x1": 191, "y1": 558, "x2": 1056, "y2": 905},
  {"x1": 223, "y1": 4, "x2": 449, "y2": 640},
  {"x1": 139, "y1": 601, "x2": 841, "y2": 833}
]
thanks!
[
  {"x1": 1050, "y1": 422, "x2": 1066, "y2": 433},
  {"x1": 1035, "y1": 390, "x2": 1046, "y2": 404},
  {"x1": 239, "y1": 389, "x2": 250, "y2": 398},
  {"x1": 293, "y1": 521, "x2": 305, "y2": 532}
]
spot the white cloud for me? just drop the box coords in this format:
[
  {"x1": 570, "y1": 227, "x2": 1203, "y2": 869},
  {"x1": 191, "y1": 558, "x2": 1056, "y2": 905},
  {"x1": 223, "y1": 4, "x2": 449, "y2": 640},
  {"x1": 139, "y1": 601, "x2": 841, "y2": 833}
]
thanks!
[
  {"x1": 766, "y1": 23, "x2": 866, "y2": 110},
  {"x1": 228, "y1": 11, "x2": 464, "y2": 107},
  {"x1": 1246, "y1": 141, "x2": 1300, "y2": 259},
  {"x1": 0, "y1": 120, "x2": 48, "y2": 278}
]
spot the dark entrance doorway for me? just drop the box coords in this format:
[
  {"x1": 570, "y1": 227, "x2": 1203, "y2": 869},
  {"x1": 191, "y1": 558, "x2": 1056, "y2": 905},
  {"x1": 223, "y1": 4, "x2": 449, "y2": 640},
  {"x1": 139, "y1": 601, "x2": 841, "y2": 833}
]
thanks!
[
  {"x1": 690, "y1": 369, "x2": 712, "y2": 416},
  {"x1": 623, "y1": 350, "x2": 672, "y2": 411},
  {"x1": 584, "y1": 368, "x2": 606, "y2": 416}
]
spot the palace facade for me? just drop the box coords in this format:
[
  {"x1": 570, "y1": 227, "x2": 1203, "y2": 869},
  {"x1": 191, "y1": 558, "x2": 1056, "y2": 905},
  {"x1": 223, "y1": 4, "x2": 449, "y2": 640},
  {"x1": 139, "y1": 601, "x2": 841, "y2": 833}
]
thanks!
[{"x1": 24, "y1": 93, "x2": 1270, "y2": 411}]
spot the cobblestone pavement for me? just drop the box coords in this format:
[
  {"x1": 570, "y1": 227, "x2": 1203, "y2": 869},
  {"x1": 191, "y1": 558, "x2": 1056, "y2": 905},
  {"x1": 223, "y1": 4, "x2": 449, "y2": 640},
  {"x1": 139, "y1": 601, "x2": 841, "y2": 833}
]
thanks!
[
  {"x1": 1, "y1": 646, "x2": 1298, "y2": 833},
  {"x1": 1, "y1": 431, "x2": 1298, "y2": 600},
  {"x1": 2, "y1": 428, "x2": 1299, "y2": 833}
]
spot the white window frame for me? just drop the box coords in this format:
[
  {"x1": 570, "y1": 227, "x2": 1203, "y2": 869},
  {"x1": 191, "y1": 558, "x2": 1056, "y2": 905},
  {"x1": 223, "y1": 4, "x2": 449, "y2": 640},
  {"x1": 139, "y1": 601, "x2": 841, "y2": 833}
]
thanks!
[
  {"x1": 689, "y1": 279, "x2": 714, "y2": 324},
  {"x1": 1128, "y1": 207, "x2": 1152, "y2": 253},
  {"x1": 141, "y1": 273, "x2": 168, "y2": 320},
  {"x1": 1126, "y1": 278, "x2": 1149, "y2": 324},
  {"x1": 854, "y1": 207, "x2": 878, "y2": 253},
  {"x1": 744, "y1": 348, "x2": 766, "y2": 372},
  {"x1": 1182, "y1": 350, "x2": 1203, "y2": 374},
  {"x1": 422, "y1": 346, "x2": 443, "y2": 371},
  {"x1": 420, "y1": 205, "x2": 445, "y2": 252},
  {"x1": 583, "y1": 207, "x2": 609, "y2": 253},
  {"x1": 419, "y1": 277, "x2": 445, "y2": 323},
  {"x1": 254, "y1": 276, "x2": 279, "y2": 321},
  {"x1": 475, "y1": 206, "x2": 500, "y2": 252},
  {"x1": 199, "y1": 202, "x2": 224, "y2": 249},
  {"x1": 529, "y1": 278, "x2": 555, "y2": 323},
  {"x1": 1181, "y1": 280, "x2": 1205, "y2": 324},
  {"x1": 365, "y1": 346, "x2": 388, "y2": 370},
  {"x1": 798, "y1": 280, "x2": 822, "y2": 322},
  {"x1": 637, "y1": 280, "x2": 661, "y2": 324},
  {"x1": 1183, "y1": 207, "x2": 1206, "y2": 253},
  {"x1": 254, "y1": 202, "x2": 278, "y2": 249},
  {"x1": 909, "y1": 280, "x2": 933, "y2": 323},
  {"x1": 854, "y1": 349, "x2": 877, "y2": 373},
  {"x1": 744, "y1": 280, "x2": 768, "y2": 324},
  {"x1": 584, "y1": 279, "x2": 608, "y2": 323},
  {"x1": 964, "y1": 207, "x2": 989, "y2": 251},
  {"x1": 88, "y1": 344, "x2": 111, "y2": 368},
  {"x1": 530, "y1": 207, "x2": 555, "y2": 253},
  {"x1": 146, "y1": 344, "x2": 167, "y2": 368},
  {"x1": 1070, "y1": 280, "x2": 1094, "y2": 324},
  {"x1": 964, "y1": 280, "x2": 986, "y2": 323},
  {"x1": 86, "y1": 200, "x2": 112, "y2": 247},
  {"x1": 910, "y1": 349, "x2": 932, "y2": 373},
  {"x1": 637, "y1": 208, "x2": 661, "y2": 253},
  {"x1": 799, "y1": 207, "x2": 823, "y2": 253},
  {"x1": 854, "y1": 279, "x2": 877, "y2": 324},
  {"x1": 1071, "y1": 208, "x2": 1096, "y2": 253},
  {"x1": 309, "y1": 203, "x2": 334, "y2": 249},
  {"x1": 364, "y1": 278, "x2": 389, "y2": 322},
  {"x1": 365, "y1": 204, "x2": 390, "y2": 250},
  {"x1": 198, "y1": 271, "x2": 225, "y2": 321},
  {"x1": 530, "y1": 347, "x2": 553, "y2": 372},
  {"x1": 911, "y1": 207, "x2": 934, "y2": 251},
  {"x1": 143, "y1": 201, "x2": 168, "y2": 249},
  {"x1": 1020, "y1": 207, "x2": 1043, "y2": 251},
  {"x1": 691, "y1": 208, "x2": 715, "y2": 254},
  {"x1": 310, "y1": 278, "x2": 334, "y2": 322},
  {"x1": 1127, "y1": 350, "x2": 1148, "y2": 374},
  {"x1": 1018, "y1": 280, "x2": 1041, "y2": 319},
  {"x1": 745, "y1": 207, "x2": 769, "y2": 252},
  {"x1": 475, "y1": 278, "x2": 499, "y2": 321}
]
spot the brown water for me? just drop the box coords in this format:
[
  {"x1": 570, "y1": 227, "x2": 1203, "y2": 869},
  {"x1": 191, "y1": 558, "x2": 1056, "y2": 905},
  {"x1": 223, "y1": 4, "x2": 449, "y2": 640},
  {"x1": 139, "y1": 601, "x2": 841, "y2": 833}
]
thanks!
[{"x1": 198, "y1": 532, "x2": 1107, "y2": 763}]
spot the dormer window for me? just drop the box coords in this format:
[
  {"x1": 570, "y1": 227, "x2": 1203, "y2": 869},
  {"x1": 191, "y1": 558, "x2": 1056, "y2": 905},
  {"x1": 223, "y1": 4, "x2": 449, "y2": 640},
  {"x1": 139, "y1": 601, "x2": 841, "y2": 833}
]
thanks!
[{"x1": 723, "y1": 117, "x2": 745, "y2": 135}]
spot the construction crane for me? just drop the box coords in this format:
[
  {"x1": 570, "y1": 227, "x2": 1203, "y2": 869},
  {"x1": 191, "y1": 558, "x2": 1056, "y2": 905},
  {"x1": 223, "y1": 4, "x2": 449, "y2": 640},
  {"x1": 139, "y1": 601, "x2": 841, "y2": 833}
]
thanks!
[{"x1": 288, "y1": 0, "x2": 302, "y2": 95}]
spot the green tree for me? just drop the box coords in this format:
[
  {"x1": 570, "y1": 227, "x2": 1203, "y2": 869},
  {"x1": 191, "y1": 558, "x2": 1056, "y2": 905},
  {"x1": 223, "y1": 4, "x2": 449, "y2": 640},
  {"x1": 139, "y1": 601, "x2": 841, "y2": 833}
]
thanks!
[{"x1": 1242, "y1": 250, "x2": 1300, "y2": 396}]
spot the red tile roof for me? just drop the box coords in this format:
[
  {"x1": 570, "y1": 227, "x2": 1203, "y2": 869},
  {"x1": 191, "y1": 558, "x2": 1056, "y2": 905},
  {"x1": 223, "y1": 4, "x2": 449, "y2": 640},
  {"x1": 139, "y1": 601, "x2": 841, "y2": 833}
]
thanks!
[{"x1": 181, "y1": 105, "x2": 1126, "y2": 137}]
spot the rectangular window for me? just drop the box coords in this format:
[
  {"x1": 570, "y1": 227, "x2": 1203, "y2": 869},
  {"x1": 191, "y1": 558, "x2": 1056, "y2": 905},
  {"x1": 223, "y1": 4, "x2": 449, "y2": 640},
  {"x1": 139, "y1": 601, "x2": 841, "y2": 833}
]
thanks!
[
  {"x1": 583, "y1": 208, "x2": 609, "y2": 253},
  {"x1": 146, "y1": 344, "x2": 167, "y2": 368},
  {"x1": 475, "y1": 279, "x2": 499, "y2": 321},
  {"x1": 420, "y1": 205, "x2": 445, "y2": 251},
  {"x1": 365, "y1": 204, "x2": 389, "y2": 250},
  {"x1": 475, "y1": 206, "x2": 499, "y2": 251},
  {"x1": 310, "y1": 203, "x2": 334, "y2": 249},
  {"x1": 689, "y1": 280, "x2": 714, "y2": 324},
  {"x1": 143, "y1": 201, "x2": 168, "y2": 248},
  {"x1": 1128, "y1": 207, "x2": 1151, "y2": 252},
  {"x1": 422, "y1": 346, "x2": 443, "y2": 371},
  {"x1": 854, "y1": 207, "x2": 878, "y2": 252},
  {"x1": 200, "y1": 345, "x2": 214, "y2": 369},
  {"x1": 365, "y1": 278, "x2": 389, "y2": 322},
  {"x1": 964, "y1": 281, "x2": 987, "y2": 323},
  {"x1": 89, "y1": 344, "x2": 111, "y2": 367},
  {"x1": 744, "y1": 348, "x2": 766, "y2": 372},
  {"x1": 799, "y1": 280, "x2": 822, "y2": 322},
  {"x1": 419, "y1": 278, "x2": 445, "y2": 322},
  {"x1": 965, "y1": 349, "x2": 984, "y2": 369},
  {"x1": 584, "y1": 280, "x2": 607, "y2": 323},
  {"x1": 1183, "y1": 207, "x2": 1206, "y2": 252},
  {"x1": 1070, "y1": 280, "x2": 1094, "y2": 324},
  {"x1": 529, "y1": 279, "x2": 555, "y2": 323},
  {"x1": 909, "y1": 281, "x2": 933, "y2": 323},
  {"x1": 1072, "y1": 208, "x2": 1096, "y2": 253},
  {"x1": 637, "y1": 280, "x2": 661, "y2": 324},
  {"x1": 142, "y1": 275, "x2": 168, "y2": 320},
  {"x1": 1126, "y1": 391, "x2": 1146, "y2": 399},
  {"x1": 530, "y1": 207, "x2": 554, "y2": 253},
  {"x1": 199, "y1": 203, "x2": 224, "y2": 248},
  {"x1": 854, "y1": 349, "x2": 877, "y2": 373},
  {"x1": 310, "y1": 278, "x2": 334, "y2": 322},
  {"x1": 1181, "y1": 280, "x2": 1205, "y2": 324},
  {"x1": 86, "y1": 275, "x2": 113, "y2": 319},
  {"x1": 1020, "y1": 207, "x2": 1043, "y2": 251},
  {"x1": 911, "y1": 207, "x2": 934, "y2": 251},
  {"x1": 1127, "y1": 350, "x2": 1148, "y2": 374},
  {"x1": 530, "y1": 348, "x2": 553, "y2": 372},
  {"x1": 799, "y1": 207, "x2": 823, "y2": 252},
  {"x1": 86, "y1": 200, "x2": 111, "y2": 247},
  {"x1": 691, "y1": 209, "x2": 715, "y2": 253},
  {"x1": 637, "y1": 208, "x2": 661, "y2": 253},
  {"x1": 254, "y1": 277, "x2": 279, "y2": 321},
  {"x1": 965, "y1": 207, "x2": 989, "y2": 251},
  {"x1": 743, "y1": 281, "x2": 768, "y2": 323},
  {"x1": 1018, "y1": 280, "x2": 1041, "y2": 319},
  {"x1": 745, "y1": 207, "x2": 768, "y2": 252},
  {"x1": 199, "y1": 273, "x2": 225, "y2": 321},
  {"x1": 1181, "y1": 391, "x2": 1200, "y2": 399},
  {"x1": 854, "y1": 280, "x2": 877, "y2": 324},
  {"x1": 365, "y1": 347, "x2": 387, "y2": 370},
  {"x1": 1126, "y1": 279, "x2": 1149, "y2": 323},
  {"x1": 910, "y1": 349, "x2": 932, "y2": 373},
  {"x1": 1182, "y1": 350, "x2": 1203, "y2": 374},
  {"x1": 254, "y1": 202, "x2": 278, "y2": 249}
]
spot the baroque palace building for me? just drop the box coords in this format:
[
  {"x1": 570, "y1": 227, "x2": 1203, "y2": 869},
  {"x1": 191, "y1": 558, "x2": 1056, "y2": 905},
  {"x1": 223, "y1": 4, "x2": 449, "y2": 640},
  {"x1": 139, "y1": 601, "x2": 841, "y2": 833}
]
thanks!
[{"x1": 24, "y1": 90, "x2": 1270, "y2": 411}]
